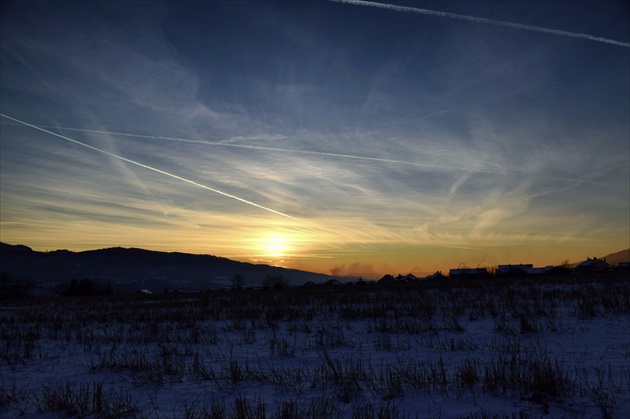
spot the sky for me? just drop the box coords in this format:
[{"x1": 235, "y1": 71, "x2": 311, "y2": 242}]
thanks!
[{"x1": 1, "y1": 0, "x2": 629, "y2": 278}]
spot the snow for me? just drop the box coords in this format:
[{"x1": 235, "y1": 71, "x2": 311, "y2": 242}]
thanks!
[{"x1": 1, "y1": 276, "x2": 629, "y2": 418}]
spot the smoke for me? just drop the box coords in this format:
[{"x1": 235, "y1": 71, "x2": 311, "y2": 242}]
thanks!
[
  {"x1": 331, "y1": 0, "x2": 629, "y2": 48},
  {"x1": 330, "y1": 262, "x2": 375, "y2": 277},
  {"x1": 330, "y1": 265, "x2": 345, "y2": 277}
]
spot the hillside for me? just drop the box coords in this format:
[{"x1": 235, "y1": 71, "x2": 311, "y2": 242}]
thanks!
[
  {"x1": 0, "y1": 243, "x2": 330, "y2": 293},
  {"x1": 601, "y1": 248, "x2": 630, "y2": 266}
]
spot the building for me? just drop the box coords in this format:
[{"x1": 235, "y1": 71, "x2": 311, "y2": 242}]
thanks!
[
  {"x1": 575, "y1": 257, "x2": 610, "y2": 273},
  {"x1": 496, "y1": 264, "x2": 533, "y2": 277},
  {"x1": 425, "y1": 271, "x2": 448, "y2": 280},
  {"x1": 448, "y1": 268, "x2": 489, "y2": 279},
  {"x1": 496, "y1": 264, "x2": 552, "y2": 277}
]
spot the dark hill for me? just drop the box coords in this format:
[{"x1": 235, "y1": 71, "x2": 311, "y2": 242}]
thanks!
[
  {"x1": 569, "y1": 249, "x2": 630, "y2": 268},
  {"x1": 0, "y1": 243, "x2": 330, "y2": 293},
  {"x1": 601, "y1": 249, "x2": 630, "y2": 266}
]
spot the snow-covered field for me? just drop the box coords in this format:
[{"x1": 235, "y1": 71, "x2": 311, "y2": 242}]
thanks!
[{"x1": 1, "y1": 275, "x2": 629, "y2": 418}]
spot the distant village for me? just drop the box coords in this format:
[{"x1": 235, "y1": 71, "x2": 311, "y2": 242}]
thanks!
[
  {"x1": 1, "y1": 241, "x2": 628, "y2": 296},
  {"x1": 371, "y1": 256, "x2": 630, "y2": 285}
]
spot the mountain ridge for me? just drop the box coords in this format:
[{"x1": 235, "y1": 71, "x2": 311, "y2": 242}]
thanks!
[
  {"x1": 596, "y1": 248, "x2": 629, "y2": 266},
  {"x1": 2, "y1": 243, "x2": 628, "y2": 294},
  {"x1": 0, "y1": 242, "x2": 331, "y2": 292}
]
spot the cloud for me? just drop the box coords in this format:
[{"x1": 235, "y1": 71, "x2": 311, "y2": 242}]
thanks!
[{"x1": 1, "y1": 114, "x2": 306, "y2": 223}]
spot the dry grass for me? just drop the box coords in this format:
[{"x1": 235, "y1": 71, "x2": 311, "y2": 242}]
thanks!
[{"x1": 1, "y1": 273, "x2": 629, "y2": 418}]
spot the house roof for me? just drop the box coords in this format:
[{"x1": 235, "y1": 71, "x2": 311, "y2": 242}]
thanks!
[
  {"x1": 449, "y1": 268, "x2": 488, "y2": 276},
  {"x1": 425, "y1": 271, "x2": 448, "y2": 280},
  {"x1": 496, "y1": 264, "x2": 551, "y2": 275},
  {"x1": 577, "y1": 258, "x2": 609, "y2": 268},
  {"x1": 497, "y1": 264, "x2": 533, "y2": 273}
]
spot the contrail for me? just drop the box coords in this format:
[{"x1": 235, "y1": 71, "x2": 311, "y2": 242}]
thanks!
[
  {"x1": 1, "y1": 122, "x2": 456, "y2": 170},
  {"x1": 1, "y1": 114, "x2": 374, "y2": 247},
  {"x1": 3, "y1": 121, "x2": 492, "y2": 172},
  {"x1": 0, "y1": 114, "x2": 303, "y2": 223},
  {"x1": 442, "y1": 245, "x2": 487, "y2": 251},
  {"x1": 331, "y1": 0, "x2": 630, "y2": 48},
  {"x1": 0, "y1": 120, "x2": 609, "y2": 185}
]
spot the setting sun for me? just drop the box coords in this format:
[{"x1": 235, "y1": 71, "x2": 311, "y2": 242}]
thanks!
[{"x1": 259, "y1": 235, "x2": 291, "y2": 258}]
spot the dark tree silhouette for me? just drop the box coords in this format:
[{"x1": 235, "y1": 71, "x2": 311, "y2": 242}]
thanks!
[
  {"x1": 262, "y1": 275, "x2": 288, "y2": 289},
  {"x1": 231, "y1": 274, "x2": 246, "y2": 291}
]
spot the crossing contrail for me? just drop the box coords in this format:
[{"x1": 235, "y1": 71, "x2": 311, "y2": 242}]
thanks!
[
  {"x1": 1, "y1": 114, "x2": 375, "y2": 247},
  {"x1": 331, "y1": 0, "x2": 630, "y2": 48},
  {"x1": 35, "y1": 124, "x2": 460, "y2": 170},
  {"x1": 0, "y1": 121, "x2": 483, "y2": 171},
  {"x1": 0, "y1": 120, "x2": 609, "y2": 185},
  {"x1": 0, "y1": 114, "x2": 304, "y2": 223}
]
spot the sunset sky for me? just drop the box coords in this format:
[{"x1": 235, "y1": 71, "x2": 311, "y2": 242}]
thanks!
[{"x1": 1, "y1": 0, "x2": 628, "y2": 278}]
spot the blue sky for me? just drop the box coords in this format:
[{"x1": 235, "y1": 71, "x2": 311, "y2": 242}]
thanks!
[{"x1": 1, "y1": 0, "x2": 628, "y2": 277}]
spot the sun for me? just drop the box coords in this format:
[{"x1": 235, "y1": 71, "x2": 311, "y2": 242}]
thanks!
[{"x1": 260, "y1": 235, "x2": 291, "y2": 258}]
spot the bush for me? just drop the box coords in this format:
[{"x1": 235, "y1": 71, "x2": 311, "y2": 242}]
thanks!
[{"x1": 262, "y1": 275, "x2": 288, "y2": 289}]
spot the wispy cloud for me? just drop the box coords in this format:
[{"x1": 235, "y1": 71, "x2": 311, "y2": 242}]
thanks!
[
  {"x1": 1, "y1": 114, "x2": 305, "y2": 223},
  {"x1": 4, "y1": 122, "x2": 610, "y2": 188}
]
